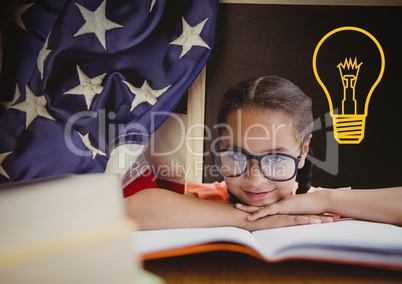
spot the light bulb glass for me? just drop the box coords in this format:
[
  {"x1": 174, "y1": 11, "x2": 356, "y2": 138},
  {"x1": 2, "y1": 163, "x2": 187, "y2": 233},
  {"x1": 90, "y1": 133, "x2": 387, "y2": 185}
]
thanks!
[{"x1": 312, "y1": 26, "x2": 385, "y2": 144}]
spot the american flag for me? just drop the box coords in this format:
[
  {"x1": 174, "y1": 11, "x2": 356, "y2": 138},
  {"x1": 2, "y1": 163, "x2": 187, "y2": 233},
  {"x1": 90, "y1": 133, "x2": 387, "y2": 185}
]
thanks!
[{"x1": 0, "y1": 0, "x2": 218, "y2": 184}]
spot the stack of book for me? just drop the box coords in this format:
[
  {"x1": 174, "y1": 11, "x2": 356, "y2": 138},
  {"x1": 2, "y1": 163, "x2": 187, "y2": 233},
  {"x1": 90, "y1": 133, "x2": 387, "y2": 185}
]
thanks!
[{"x1": 0, "y1": 173, "x2": 140, "y2": 284}]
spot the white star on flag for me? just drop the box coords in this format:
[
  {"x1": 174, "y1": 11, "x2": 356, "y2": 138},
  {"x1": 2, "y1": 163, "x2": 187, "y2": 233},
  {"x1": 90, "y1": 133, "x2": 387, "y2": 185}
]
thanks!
[
  {"x1": 10, "y1": 3, "x2": 34, "y2": 31},
  {"x1": 64, "y1": 65, "x2": 106, "y2": 110},
  {"x1": 37, "y1": 34, "x2": 52, "y2": 80},
  {"x1": 0, "y1": 151, "x2": 12, "y2": 179},
  {"x1": 74, "y1": 0, "x2": 123, "y2": 50},
  {"x1": 123, "y1": 80, "x2": 170, "y2": 112},
  {"x1": 169, "y1": 17, "x2": 210, "y2": 58},
  {"x1": 1, "y1": 84, "x2": 21, "y2": 110},
  {"x1": 78, "y1": 132, "x2": 107, "y2": 159},
  {"x1": 11, "y1": 85, "x2": 56, "y2": 129}
]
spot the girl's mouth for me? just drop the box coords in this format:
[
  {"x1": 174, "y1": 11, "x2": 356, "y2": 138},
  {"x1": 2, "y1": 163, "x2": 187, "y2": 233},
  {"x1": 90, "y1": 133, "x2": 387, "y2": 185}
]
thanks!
[{"x1": 244, "y1": 188, "x2": 276, "y2": 202}]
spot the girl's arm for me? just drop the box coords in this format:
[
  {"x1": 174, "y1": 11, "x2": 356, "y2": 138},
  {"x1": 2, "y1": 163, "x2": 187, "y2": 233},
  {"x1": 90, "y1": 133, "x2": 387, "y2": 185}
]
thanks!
[
  {"x1": 239, "y1": 187, "x2": 402, "y2": 226},
  {"x1": 124, "y1": 188, "x2": 333, "y2": 231}
]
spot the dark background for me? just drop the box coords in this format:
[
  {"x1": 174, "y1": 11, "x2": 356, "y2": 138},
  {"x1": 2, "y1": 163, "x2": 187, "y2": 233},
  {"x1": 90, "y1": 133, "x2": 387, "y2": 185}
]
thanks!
[{"x1": 203, "y1": 3, "x2": 402, "y2": 189}]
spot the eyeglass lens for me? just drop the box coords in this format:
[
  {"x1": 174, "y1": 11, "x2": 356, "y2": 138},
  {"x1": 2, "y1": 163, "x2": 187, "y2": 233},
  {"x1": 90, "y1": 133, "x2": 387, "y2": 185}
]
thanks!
[{"x1": 215, "y1": 150, "x2": 297, "y2": 180}]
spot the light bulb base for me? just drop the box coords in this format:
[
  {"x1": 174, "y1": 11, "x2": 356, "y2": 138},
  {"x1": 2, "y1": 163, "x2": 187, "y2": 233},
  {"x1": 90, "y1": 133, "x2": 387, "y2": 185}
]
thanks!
[{"x1": 331, "y1": 114, "x2": 366, "y2": 144}]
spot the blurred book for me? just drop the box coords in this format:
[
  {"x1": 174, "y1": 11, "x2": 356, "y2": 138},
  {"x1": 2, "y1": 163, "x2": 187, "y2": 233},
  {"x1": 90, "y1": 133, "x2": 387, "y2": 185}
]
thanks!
[{"x1": 0, "y1": 173, "x2": 142, "y2": 284}]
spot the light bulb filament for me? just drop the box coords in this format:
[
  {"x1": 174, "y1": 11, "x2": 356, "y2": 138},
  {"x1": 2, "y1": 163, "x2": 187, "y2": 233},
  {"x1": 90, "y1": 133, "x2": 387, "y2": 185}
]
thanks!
[{"x1": 337, "y1": 57, "x2": 363, "y2": 115}]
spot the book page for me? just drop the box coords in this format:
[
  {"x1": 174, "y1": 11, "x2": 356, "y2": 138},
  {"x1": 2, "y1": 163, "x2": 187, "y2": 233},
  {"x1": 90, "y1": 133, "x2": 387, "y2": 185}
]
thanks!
[
  {"x1": 252, "y1": 220, "x2": 402, "y2": 265},
  {"x1": 133, "y1": 226, "x2": 262, "y2": 255},
  {"x1": 134, "y1": 220, "x2": 402, "y2": 267}
]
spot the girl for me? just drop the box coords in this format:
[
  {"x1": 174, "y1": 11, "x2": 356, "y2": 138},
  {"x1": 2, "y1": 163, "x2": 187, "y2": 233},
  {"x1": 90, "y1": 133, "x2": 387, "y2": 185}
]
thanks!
[
  {"x1": 125, "y1": 75, "x2": 335, "y2": 231},
  {"x1": 208, "y1": 75, "x2": 402, "y2": 226}
]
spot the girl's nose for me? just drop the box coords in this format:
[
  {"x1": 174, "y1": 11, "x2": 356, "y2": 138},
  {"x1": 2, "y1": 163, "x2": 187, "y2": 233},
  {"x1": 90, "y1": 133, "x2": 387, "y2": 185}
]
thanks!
[{"x1": 243, "y1": 160, "x2": 267, "y2": 185}]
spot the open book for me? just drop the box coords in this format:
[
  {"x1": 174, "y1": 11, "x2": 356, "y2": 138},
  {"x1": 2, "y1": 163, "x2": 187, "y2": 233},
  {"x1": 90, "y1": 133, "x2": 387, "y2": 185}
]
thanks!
[{"x1": 133, "y1": 220, "x2": 402, "y2": 270}]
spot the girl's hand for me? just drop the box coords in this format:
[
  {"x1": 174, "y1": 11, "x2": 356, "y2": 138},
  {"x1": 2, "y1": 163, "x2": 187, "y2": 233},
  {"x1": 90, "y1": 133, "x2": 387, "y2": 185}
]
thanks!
[
  {"x1": 235, "y1": 203, "x2": 262, "y2": 214},
  {"x1": 236, "y1": 190, "x2": 332, "y2": 221},
  {"x1": 243, "y1": 213, "x2": 335, "y2": 231}
]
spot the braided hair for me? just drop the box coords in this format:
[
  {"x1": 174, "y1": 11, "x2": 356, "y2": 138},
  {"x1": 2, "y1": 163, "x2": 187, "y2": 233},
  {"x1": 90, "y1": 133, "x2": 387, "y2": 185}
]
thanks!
[
  {"x1": 216, "y1": 75, "x2": 314, "y2": 194},
  {"x1": 295, "y1": 148, "x2": 314, "y2": 194}
]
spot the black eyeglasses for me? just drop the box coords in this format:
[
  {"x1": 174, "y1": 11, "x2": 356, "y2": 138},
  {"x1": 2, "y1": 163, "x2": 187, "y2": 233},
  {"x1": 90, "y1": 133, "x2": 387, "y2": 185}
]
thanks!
[{"x1": 212, "y1": 149, "x2": 301, "y2": 182}]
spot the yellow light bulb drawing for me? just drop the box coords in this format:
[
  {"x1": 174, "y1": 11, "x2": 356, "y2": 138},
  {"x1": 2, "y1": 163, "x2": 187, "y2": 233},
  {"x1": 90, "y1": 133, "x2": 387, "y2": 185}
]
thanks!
[{"x1": 312, "y1": 26, "x2": 385, "y2": 144}]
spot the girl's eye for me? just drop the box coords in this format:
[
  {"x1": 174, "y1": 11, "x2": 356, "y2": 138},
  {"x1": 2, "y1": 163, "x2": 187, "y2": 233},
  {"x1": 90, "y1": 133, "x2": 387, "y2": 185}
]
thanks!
[
  {"x1": 267, "y1": 155, "x2": 283, "y2": 164},
  {"x1": 232, "y1": 153, "x2": 247, "y2": 161}
]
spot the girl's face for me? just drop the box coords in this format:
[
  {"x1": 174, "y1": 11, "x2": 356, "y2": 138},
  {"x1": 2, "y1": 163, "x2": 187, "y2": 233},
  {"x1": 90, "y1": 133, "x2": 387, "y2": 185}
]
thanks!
[{"x1": 219, "y1": 108, "x2": 310, "y2": 206}]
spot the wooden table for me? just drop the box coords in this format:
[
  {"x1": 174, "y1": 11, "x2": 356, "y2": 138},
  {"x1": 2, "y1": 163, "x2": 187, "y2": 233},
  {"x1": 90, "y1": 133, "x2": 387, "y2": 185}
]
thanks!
[{"x1": 144, "y1": 251, "x2": 402, "y2": 283}]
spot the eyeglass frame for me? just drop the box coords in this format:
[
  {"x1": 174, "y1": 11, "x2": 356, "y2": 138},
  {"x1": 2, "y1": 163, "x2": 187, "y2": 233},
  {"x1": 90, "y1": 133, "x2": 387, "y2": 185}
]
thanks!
[{"x1": 211, "y1": 148, "x2": 302, "y2": 182}]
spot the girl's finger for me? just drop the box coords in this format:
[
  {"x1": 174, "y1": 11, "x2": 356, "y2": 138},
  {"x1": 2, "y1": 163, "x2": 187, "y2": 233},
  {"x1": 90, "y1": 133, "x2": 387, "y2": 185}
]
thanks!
[
  {"x1": 308, "y1": 215, "x2": 335, "y2": 223},
  {"x1": 247, "y1": 205, "x2": 277, "y2": 221},
  {"x1": 235, "y1": 203, "x2": 261, "y2": 213},
  {"x1": 272, "y1": 215, "x2": 322, "y2": 228}
]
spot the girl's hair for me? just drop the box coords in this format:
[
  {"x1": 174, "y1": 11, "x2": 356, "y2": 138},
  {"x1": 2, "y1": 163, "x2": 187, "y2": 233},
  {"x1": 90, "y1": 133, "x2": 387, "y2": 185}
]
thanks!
[{"x1": 216, "y1": 75, "x2": 313, "y2": 194}]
